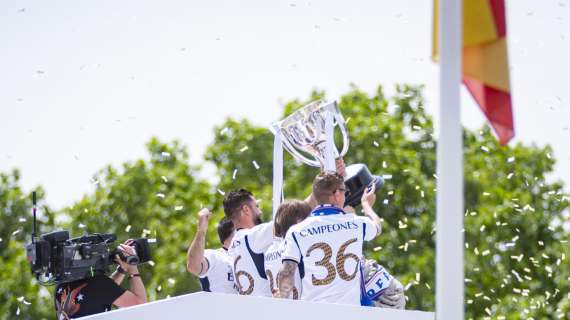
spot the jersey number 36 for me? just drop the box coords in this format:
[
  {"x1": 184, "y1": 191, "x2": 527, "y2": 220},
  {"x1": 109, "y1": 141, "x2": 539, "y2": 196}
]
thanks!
[{"x1": 306, "y1": 238, "x2": 359, "y2": 286}]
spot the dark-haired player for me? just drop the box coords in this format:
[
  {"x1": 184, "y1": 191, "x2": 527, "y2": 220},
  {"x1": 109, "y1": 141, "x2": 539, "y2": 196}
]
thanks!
[
  {"x1": 224, "y1": 189, "x2": 274, "y2": 297},
  {"x1": 186, "y1": 208, "x2": 236, "y2": 294}
]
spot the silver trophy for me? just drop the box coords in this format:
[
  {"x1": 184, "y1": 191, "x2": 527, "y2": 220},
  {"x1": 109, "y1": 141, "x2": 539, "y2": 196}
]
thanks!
[{"x1": 272, "y1": 100, "x2": 383, "y2": 207}]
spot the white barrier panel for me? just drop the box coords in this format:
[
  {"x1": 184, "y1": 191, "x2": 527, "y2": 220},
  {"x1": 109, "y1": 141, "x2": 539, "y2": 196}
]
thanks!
[{"x1": 82, "y1": 292, "x2": 434, "y2": 320}]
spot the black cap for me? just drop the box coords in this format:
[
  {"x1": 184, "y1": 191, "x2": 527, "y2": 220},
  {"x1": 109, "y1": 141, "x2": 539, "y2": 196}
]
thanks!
[{"x1": 343, "y1": 164, "x2": 384, "y2": 207}]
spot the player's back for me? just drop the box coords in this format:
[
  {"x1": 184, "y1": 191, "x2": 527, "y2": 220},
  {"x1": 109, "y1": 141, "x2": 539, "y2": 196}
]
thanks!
[
  {"x1": 199, "y1": 248, "x2": 236, "y2": 294},
  {"x1": 282, "y1": 205, "x2": 379, "y2": 305},
  {"x1": 264, "y1": 237, "x2": 302, "y2": 299},
  {"x1": 228, "y1": 221, "x2": 274, "y2": 297}
]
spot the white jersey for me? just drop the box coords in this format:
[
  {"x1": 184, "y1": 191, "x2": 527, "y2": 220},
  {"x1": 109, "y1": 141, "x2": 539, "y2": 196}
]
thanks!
[
  {"x1": 264, "y1": 237, "x2": 302, "y2": 299},
  {"x1": 199, "y1": 248, "x2": 236, "y2": 294},
  {"x1": 228, "y1": 221, "x2": 274, "y2": 297},
  {"x1": 282, "y1": 205, "x2": 379, "y2": 305}
]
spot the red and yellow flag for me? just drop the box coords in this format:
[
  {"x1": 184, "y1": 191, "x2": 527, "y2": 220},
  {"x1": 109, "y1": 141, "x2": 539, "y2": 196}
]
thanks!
[{"x1": 433, "y1": 0, "x2": 514, "y2": 144}]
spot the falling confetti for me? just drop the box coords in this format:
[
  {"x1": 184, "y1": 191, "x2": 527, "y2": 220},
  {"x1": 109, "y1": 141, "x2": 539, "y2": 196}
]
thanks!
[
  {"x1": 161, "y1": 152, "x2": 171, "y2": 157},
  {"x1": 382, "y1": 174, "x2": 393, "y2": 180},
  {"x1": 232, "y1": 169, "x2": 238, "y2": 180},
  {"x1": 217, "y1": 189, "x2": 226, "y2": 196},
  {"x1": 252, "y1": 160, "x2": 260, "y2": 170},
  {"x1": 156, "y1": 193, "x2": 165, "y2": 199},
  {"x1": 161, "y1": 176, "x2": 168, "y2": 183},
  {"x1": 125, "y1": 225, "x2": 132, "y2": 232},
  {"x1": 373, "y1": 141, "x2": 379, "y2": 147},
  {"x1": 174, "y1": 205, "x2": 184, "y2": 211},
  {"x1": 240, "y1": 146, "x2": 249, "y2": 152}
]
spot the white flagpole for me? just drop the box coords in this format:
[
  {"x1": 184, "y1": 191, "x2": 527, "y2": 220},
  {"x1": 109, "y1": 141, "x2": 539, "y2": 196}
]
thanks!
[{"x1": 436, "y1": 0, "x2": 464, "y2": 319}]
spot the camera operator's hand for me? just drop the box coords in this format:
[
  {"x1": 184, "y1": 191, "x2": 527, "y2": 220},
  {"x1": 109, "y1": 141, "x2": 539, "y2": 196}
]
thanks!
[
  {"x1": 197, "y1": 208, "x2": 212, "y2": 233},
  {"x1": 115, "y1": 240, "x2": 139, "y2": 275}
]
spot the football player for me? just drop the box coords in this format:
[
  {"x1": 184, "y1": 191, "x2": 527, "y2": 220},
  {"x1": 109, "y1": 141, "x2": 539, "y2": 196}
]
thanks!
[
  {"x1": 278, "y1": 171, "x2": 381, "y2": 305},
  {"x1": 224, "y1": 189, "x2": 274, "y2": 297},
  {"x1": 264, "y1": 200, "x2": 312, "y2": 299},
  {"x1": 186, "y1": 208, "x2": 236, "y2": 294}
]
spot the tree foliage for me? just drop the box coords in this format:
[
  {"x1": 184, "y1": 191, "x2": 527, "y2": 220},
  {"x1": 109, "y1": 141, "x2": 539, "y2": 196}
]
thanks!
[{"x1": 1, "y1": 85, "x2": 568, "y2": 319}]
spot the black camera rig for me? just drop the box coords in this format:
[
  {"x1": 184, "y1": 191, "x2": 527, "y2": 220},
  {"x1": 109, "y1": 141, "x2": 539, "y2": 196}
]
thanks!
[{"x1": 25, "y1": 192, "x2": 152, "y2": 285}]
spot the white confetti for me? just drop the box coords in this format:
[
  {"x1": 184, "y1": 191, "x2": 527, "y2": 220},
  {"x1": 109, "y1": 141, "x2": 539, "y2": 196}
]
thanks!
[
  {"x1": 373, "y1": 246, "x2": 383, "y2": 252},
  {"x1": 382, "y1": 174, "x2": 393, "y2": 180},
  {"x1": 383, "y1": 199, "x2": 389, "y2": 205},
  {"x1": 240, "y1": 146, "x2": 249, "y2": 152},
  {"x1": 217, "y1": 189, "x2": 226, "y2": 196},
  {"x1": 232, "y1": 169, "x2": 238, "y2": 180},
  {"x1": 174, "y1": 205, "x2": 184, "y2": 211},
  {"x1": 18, "y1": 218, "x2": 26, "y2": 222},
  {"x1": 168, "y1": 278, "x2": 176, "y2": 285},
  {"x1": 382, "y1": 161, "x2": 387, "y2": 168},
  {"x1": 161, "y1": 176, "x2": 168, "y2": 183},
  {"x1": 156, "y1": 193, "x2": 165, "y2": 199},
  {"x1": 125, "y1": 225, "x2": 132, "y2": 232},
  {"x1": 481, "y1": 146, "x2": 490, "y2": 152},
  {"x1": 373, "y1": 141, "x2": 379, "y2": 147},
  {"x1": 148, "y1": 238, "x2": 157, "y2": 243},
  {"x1": 252, "y1": 161, "x2": 260, "y2": 170},
  {"x1": 78, "y1": 223, "x2": 86, "y2": 228},
  {"x1": 507, "y1": 157, "x2": 515, "y2": 163},
  {"x1": 16, "y1": 307, "x2": 20, "y2": 316},
  {"x1": 12, "y1": 229, "x2": 21, "y2": 236},
  {"x1": 507, "y1": 173, "x2": 514, "y2": 179},
  {"x1": 148, "y1": 260, "x2": 155, "y2": 267},
  {"x1": 161, "y1": 152, "x2": 171, "y2": 157},
  {"x1": 220, "y1": 127, "x2": 229, "y2": 135}
]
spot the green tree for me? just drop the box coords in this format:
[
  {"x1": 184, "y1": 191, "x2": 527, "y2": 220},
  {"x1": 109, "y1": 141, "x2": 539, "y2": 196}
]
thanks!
[
  {"x1": 2, "y1": 84, "x2": 568, "y2": 319},
  {"x1": 205, "y1": 84, "x2": 569, "y2": 319},
  {"x1": 0, "y1": 170, "x2": 55, "y2": 320}
]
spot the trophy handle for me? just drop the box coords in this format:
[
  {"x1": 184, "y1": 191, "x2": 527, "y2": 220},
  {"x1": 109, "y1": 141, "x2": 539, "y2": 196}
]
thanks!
[
  {"x1": 334, "y1": 107, "x2": 350, "y2": 158},
  {"x1": 278, "y1": 128, "x2": 322, "y2": 167}
]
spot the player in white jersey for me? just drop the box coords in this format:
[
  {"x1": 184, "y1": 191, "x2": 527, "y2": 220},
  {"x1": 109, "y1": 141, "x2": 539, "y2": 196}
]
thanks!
[
  {"x1": 186, "y1": 208, "x2": 236, "y2": 294},
  {"x1": 264, "y1": 200, "x2": 312, "y2": 299},
  {"x1": 279, "y1": 171, "x2": 382, "y2": 305},
  {"x1": 224, "y1": 189, "x2": 274, "y2": 297}
]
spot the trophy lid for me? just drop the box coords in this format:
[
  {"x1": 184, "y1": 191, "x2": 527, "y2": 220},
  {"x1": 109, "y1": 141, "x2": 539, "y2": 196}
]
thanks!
[{"x1": 344, "y1": 164, "x2": 384, "y2": 207}]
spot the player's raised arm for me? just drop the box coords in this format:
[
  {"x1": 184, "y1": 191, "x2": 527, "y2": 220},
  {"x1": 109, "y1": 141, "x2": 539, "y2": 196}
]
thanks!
[
  {"x1": 186, "y1": 208, "x2": 212, "y2": 276},
  {"x1": 361, "y1": 184, "x2": 382, "y2": 234}
]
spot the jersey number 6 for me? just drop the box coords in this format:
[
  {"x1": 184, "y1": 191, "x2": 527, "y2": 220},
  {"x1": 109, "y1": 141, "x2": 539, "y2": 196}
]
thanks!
[
  {"x1": 233, "y1": 255, "x2": 254, "y2": 295},
  {"x1": 306, "y1": 238, "x2": 359, "y2": 286}
]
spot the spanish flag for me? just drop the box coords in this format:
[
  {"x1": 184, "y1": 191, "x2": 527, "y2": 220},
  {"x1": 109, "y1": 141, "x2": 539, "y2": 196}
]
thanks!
[{"x1": 433, "y1": 0, "x2": 514, "y2": 144}]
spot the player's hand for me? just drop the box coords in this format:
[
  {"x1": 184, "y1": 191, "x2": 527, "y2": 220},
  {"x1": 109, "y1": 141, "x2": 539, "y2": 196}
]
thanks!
[
  {"x1": 361, "y1": 183, "x2": 376, "y2": 207},
  {"x1": 197, "y1": 208, "x2": 212, "y2": 233},
  {"x1": 272, "y1": 288, "x2": 280, "y2": 298},
  {"x1": 335, "y1": 157, "x2": 347, "y2": 178},
  {"x1": 376, "y1": 278, "x2": 405, "y2": 309}
]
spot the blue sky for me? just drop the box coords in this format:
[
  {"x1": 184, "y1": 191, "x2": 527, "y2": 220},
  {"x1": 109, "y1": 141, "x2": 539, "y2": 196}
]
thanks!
[{"x1": 1, "y1": 0, "x2": 569, "y2": 209}]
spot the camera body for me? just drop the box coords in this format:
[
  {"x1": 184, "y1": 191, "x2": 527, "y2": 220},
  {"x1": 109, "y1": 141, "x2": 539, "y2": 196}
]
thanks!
[{"x1": 26, "y1": 230, "x2": 151, "y2": 285}]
